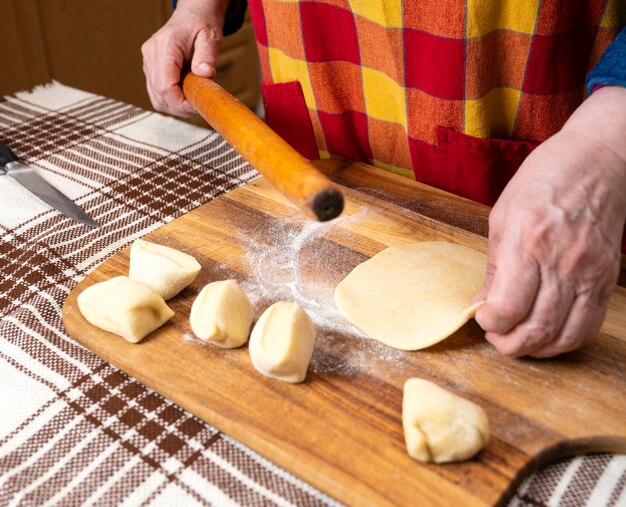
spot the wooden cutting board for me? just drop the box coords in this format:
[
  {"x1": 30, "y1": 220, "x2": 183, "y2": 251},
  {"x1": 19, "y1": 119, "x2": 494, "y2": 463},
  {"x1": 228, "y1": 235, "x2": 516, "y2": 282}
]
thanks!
[{"x1": 63, "y1": 160, "x2": 626, "y2": 507}]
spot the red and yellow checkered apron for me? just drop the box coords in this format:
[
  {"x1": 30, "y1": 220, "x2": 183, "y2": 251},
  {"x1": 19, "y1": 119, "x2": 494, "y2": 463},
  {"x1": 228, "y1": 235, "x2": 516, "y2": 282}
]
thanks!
[{"x1": 247, "y1": 0, "x2": 623, "y2": 206}]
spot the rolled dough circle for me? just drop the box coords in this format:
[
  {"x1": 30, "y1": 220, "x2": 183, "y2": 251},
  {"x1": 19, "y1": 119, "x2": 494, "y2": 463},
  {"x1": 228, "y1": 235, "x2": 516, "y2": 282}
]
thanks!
[{"x1": 334, "y1": 241, "x2": 487, "y2": 351}]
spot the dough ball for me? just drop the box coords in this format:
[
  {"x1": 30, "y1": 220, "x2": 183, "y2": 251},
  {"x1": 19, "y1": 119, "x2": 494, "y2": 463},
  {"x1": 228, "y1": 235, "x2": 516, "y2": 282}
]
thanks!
[
  {"x1": 402, "y1": 378, "x2": 489, "y2": 464},
  {"x1": 129, "y1": 239, "x2": 201, "y2": 300},
  {"x1": 77, "y1": 276, "x2": 174, "y2": 344},
  {"x1": 249, "y1": 302, "x2": 316, "y2": 384},
  {"x1": 190, "y1": 280, "x2": 254, "y2": 348},
  {"x1": 335, "y1": 241, "x2": 487, "y2": 350}
]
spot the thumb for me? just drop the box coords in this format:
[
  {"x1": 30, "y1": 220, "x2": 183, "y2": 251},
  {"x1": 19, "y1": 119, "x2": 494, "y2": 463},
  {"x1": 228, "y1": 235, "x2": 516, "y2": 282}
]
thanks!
[{"x1": 191, "y1": 26, "x2": 223, "y2": 78}]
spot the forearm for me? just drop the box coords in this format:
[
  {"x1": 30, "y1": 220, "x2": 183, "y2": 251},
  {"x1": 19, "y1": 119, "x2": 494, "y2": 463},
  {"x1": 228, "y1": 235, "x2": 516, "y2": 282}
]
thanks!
[
  {"x1": 564, "y1": 86, "x2": 626, "y2": 166},
  {"x1": 559, "y1": 86, "x2": 626, "y2": 216}
]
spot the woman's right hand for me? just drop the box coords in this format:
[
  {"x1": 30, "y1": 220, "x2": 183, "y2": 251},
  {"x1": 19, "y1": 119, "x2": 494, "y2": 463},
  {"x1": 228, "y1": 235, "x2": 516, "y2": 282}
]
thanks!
[{"x1": 141, "y1": 0, "x2": 230, "y2": 117}]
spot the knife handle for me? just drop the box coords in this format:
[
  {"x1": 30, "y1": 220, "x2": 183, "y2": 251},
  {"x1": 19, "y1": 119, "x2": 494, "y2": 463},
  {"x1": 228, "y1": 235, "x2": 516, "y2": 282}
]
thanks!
[
  {"x1": 181, "y1": 73, "x2": 344, "y2": 222},
  {"x1": 0, "y1": 139, "x2": 19, "y2": 168}
]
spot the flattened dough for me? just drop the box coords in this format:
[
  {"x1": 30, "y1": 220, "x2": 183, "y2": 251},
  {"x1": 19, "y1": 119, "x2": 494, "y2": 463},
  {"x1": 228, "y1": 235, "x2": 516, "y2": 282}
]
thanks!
[
  {"x1": 403, "y1": 378, "x2": 489, "y2": 463},
  {"x1": 249, "y1": 302, "x2": 316, "y2": 383},
  {"x1": 77, "y1": 276, "x2": 174, "y2": 343},
  {"x1": 190, "y1": 280, "x2": 254, "y2": 348},
  {"x1": 334, "y1": 241, "x2": 487, "y2": 350},
  {"x1": 129, "y1": 239, "x2": 201, "y2": 300}
]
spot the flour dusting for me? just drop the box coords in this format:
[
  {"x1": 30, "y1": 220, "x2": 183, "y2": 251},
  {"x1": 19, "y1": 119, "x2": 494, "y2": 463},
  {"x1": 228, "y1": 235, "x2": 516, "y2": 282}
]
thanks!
[{"x1": 238, "y1": 207, "x2": 404, "y2": 376}]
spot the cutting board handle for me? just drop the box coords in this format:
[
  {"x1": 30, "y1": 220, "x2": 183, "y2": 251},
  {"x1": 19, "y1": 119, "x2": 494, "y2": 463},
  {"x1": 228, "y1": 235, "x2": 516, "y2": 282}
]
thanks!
[{"x1": 182, "y1": 73, "x2": 344, "y2": 221}]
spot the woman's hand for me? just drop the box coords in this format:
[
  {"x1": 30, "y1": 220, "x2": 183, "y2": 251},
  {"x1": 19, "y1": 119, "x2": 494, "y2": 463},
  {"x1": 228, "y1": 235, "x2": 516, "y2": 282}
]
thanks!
[
  {"x1": 475, "y1": 86, "x2": 626, "y2": 358},
  {"x1": 141, "y1": 0, "x2": 230, "y2": 117}
]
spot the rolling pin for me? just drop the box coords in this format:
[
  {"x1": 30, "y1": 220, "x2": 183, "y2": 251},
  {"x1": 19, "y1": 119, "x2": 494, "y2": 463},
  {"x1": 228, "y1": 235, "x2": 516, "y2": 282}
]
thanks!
[{"x1": 182, "y1": 73, "x2": 344, "y2": 221}]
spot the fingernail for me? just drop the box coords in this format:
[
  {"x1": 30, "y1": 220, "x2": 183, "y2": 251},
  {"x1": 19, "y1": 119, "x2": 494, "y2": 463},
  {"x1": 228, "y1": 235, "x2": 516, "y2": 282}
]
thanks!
[{"x1": 198, "y1": 63, "x2": 210, "y2": 72}]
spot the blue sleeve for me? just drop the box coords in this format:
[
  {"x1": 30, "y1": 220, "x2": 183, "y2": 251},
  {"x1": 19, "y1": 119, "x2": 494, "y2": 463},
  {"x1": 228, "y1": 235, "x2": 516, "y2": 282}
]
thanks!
[
  {"x1": 223, "y1": 0, "x2": 248, "y2": 36},
  {"x1": 171, "y1": 0, "x2": 248, "y2": 36},
  {"x1": 586, "y1": 26, "x2": 626, "y2": 93}
]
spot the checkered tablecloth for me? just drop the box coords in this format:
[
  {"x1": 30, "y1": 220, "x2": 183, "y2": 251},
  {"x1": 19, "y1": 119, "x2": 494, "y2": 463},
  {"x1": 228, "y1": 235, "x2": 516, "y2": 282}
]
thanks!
[{"x1": 0, "y1": 82, "x2": 624, "y2": 507}]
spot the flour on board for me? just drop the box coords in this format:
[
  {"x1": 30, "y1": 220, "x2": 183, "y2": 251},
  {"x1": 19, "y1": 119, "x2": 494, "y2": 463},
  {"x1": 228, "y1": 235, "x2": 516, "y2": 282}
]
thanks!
[{"x1": 238, "y1": 207, "x2": 405, "y2": 376}]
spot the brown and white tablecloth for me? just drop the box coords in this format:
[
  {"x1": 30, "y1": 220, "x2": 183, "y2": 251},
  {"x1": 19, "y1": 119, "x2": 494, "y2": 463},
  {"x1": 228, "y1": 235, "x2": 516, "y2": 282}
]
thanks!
[{"x1": 0, "y1": 82, "x2": 624, "y2": 507}]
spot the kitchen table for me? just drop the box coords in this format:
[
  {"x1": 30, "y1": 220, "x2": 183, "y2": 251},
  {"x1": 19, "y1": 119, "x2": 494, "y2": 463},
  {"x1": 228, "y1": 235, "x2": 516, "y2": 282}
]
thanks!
[{"x1": 0, "y1": 82, "x2": 624, "y2": 506}]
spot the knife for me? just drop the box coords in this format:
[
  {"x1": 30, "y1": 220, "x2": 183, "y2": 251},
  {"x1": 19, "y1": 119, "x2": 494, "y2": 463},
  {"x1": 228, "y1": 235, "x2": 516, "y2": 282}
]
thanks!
[{"x1": 0, "y1": 139, "x2": 99, "y2": 228}]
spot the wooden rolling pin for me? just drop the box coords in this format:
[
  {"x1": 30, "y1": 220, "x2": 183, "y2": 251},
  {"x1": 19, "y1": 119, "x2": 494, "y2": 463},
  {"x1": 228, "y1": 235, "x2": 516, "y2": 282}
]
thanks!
[{"x1": 182, "y1": 73, "x2": 344, "y2": 221}]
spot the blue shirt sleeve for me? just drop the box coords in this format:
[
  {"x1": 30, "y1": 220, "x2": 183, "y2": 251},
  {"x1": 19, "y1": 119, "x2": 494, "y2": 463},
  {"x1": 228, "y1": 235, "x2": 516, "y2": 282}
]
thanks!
[
  {"x1": 172, "y1": 0, "x2": 248, "y2": 36},
  {"x1": 587, "y1": 26, "x2": 626, "y2": 93},
  {"x1": 223, "y1": 0, "x2": 248, "y2": 36}
]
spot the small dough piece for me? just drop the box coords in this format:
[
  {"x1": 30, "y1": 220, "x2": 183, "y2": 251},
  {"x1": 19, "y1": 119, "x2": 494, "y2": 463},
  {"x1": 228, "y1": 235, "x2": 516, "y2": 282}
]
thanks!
[
  {"x1": 335, "y1": 241, "x2": 487, "y2": 350},
  {"x1": 77, "y1": 276, "x2": 174, "y2": 343},
  {"x1": 403, "y1": 378, "x2": 489, "y2": 464},
  {"x1": 190, "y1": 280, "x2": 254, "y2": 348},
  {"x1": 249, "y1": 302, "x2": 316, "y2": 383},
  {"x1": 129, "y1": 239, "x2": 201, "y2": 300}
]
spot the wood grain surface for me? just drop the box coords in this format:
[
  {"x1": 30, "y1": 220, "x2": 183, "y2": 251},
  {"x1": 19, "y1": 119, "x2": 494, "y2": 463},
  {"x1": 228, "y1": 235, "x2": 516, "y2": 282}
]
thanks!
[{"x1": 62, "y1": 162, "x2": 626, "y2": 507}]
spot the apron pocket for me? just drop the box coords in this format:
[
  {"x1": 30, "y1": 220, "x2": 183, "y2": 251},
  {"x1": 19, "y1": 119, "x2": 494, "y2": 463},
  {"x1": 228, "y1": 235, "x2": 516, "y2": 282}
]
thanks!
[
  {"x1": 261, "y1": 81, "x2": 319, "y2": 160},
  {"x1": 436, "y1": 126, "x2": 538, "y2": 206}
]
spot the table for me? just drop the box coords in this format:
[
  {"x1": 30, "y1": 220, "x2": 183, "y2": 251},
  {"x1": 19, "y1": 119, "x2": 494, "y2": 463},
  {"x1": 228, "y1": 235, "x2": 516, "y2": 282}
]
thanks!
[{"x1": 0, "y1": 82, "x2": 624, "y2": 506}]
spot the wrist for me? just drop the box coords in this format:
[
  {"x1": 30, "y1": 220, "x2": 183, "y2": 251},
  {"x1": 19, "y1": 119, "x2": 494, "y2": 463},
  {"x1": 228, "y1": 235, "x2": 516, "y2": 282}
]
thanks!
[
  {"x1": 561, "y1": 87, "x2": 626, "y2": 211},
  {"x1": 562, "y1": 86, "x2": 626, "y2": 167}
]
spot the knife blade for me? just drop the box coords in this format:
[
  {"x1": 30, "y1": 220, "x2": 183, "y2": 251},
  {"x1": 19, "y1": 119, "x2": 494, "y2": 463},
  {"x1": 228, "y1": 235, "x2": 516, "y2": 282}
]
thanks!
[{"x1": 0, "y1": 139, "x2": 99, "y2": 228}]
